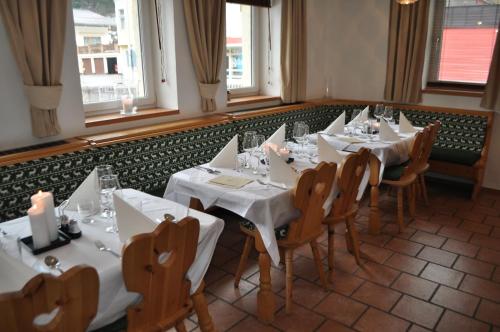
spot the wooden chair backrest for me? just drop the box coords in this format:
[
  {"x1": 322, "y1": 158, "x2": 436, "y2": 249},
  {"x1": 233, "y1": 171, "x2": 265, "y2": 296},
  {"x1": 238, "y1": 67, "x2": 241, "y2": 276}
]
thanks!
[
  {"x1": 287, "y1": 162, "x2": 337, "y2": 242},
  {"x1": 421, "y1": 120, "x2": 441, "y2": 163},
  {"x1": 0, "y1": 265, "x2": 99, "y2": 332},
  {"x1": 122, "y1": 216, "x2": 200, "y2": 331},
  {"x1": 403, "y1": 128, "x2": 428, "y2": 177},
  {"x1": 330, "y1": 148, "x2": 371, "y2": 219}
]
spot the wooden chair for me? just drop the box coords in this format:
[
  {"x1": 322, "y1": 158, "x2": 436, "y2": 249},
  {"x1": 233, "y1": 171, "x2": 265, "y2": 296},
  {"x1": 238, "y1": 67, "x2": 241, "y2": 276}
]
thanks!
[
  {"x1": 0, "y1": 265, "x2": 99, "y2": 332},
  {"x1": 415, "y1": 121, "x2": 441, "y2": 205},
  {"x1": 122, "y1": 216, "x2": 216, "y2": 332},
  {"x1": 323, "y1": 148, "x2": 371, "y2": 276},
  {"x1": 234, "y1": 162, "x2": 337, "y2": 313},
  {"x1": 381, "y1": 128, "x2": 429, "y2": 231}
]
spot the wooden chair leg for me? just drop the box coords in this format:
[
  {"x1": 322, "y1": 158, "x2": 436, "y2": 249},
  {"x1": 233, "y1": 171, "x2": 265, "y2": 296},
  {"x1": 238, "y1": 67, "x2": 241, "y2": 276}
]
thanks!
[
  {"x1": 191, "y1": 281, "x2": 216, "y2": 332},
  {"x1": 346, "y1": 216, "x2": 361, "y2": 265},
  {"x1": 310, "y1": 240, "x2": 328, "y2": 290},
  {"x1": 407, "y1": 183, "x2": 416, "y2": 220},
  {"x1": 397, "y1": 187, "x2": 405, "y2": 231},
  {"x1": 255, "y1": 236, "x2": 275, "y2": 323},
  {"x1": 285, "y1": 249, "x2": 294, "y2": 314},
  {"x1": 327, "y1": 224, "x2": 335, "y2": 272},
  {"x1": 234, "y1": 236, "x2": 254, "y2": 288},
  {"x1": 420, "y1": 174, "x2": 429, "y2": 206},
  {"x1": 175, "y1": 320, "x2": 188, "y2": 332}
]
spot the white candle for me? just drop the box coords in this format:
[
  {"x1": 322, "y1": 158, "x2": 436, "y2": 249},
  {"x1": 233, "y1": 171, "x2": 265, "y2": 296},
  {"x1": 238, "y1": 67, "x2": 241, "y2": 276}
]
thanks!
[
  {"x1": 28, "y1": 204, "x2": 51, "y2": 249},
  {"x1": 31, "y1": 191, "x2": 58, "y2": 242}
]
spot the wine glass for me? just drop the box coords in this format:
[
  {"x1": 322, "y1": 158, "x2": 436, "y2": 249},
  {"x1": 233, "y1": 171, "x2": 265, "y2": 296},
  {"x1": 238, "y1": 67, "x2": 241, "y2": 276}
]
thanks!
[
  {"x1": 293, "y1": 122, "x2": 307, "y2": 156},
  {"x1": 251, "y1": 134, "x2": 266, "y2": 175},
  {"x1": 99, "y1": 174, "x2": 120, "y2": 233},
  {"x1": 383, "y1": 106, "x2": 394, "y2": 124},
  {"x1": 242, "y1": 131, "x2": 256, "y2": 169},
  {"x1": 374, "y1": 104, "x2": 384, "y2": 122}
]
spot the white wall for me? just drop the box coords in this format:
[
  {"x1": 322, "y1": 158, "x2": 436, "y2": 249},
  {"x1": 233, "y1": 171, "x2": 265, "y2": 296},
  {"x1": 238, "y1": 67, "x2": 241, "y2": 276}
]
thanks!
[{"x1": 304, "y1": 0, "x2": 499, "y2": 190}]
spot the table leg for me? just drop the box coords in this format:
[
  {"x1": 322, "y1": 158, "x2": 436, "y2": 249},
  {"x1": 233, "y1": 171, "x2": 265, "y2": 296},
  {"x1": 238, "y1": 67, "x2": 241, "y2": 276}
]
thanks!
[
  {"x1": 191, "y1": 281, "x2": 216, "y2": 332},
  {"x1": 254, "y1": 233, "x2": 275, "y2": 323},
  {"x1": 369, "y1": 155, "x2": 381, "y2": 234},
  {"x1": 189, "y1": 197, "x2": 204, "y2": 212}
]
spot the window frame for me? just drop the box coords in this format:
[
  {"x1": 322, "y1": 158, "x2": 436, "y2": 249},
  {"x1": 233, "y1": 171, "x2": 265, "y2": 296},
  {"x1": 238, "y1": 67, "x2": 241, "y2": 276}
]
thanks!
[
  {"x1": 225, "y1": 4, "x2": 260, "y2": 97},
  {"x1": 76, "y1": 0, "x2": 156, "y2": 114},
  {"x1": 425, "y1": 0, "x2": 499, "y2": 91}
]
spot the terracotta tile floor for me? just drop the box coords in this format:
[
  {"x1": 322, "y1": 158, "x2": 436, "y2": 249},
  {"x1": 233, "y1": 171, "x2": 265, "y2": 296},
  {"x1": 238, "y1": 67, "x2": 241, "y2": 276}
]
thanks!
[{"x1": 173, "y1": 183, "x2": 500, "y2": 331}]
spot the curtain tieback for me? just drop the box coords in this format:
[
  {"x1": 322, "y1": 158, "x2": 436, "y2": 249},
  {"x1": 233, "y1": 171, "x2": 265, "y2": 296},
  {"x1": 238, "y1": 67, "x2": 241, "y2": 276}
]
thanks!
[
  {"x1": 198, "y1": 82, "x2": 219, "y2": 99},
  {"x1": 24, "y1": 84, "x2": 63, "y2": 110}
]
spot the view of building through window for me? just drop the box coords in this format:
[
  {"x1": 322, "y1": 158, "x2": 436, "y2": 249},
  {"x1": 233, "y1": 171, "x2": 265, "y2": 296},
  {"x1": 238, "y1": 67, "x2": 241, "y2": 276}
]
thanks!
[
  {"x1": 226, "y1": 3, "x2": 253, "y2": 91},
  {"x1": 430, "y1": 0, "x2": 499, "y2": 84},
  {"x1": 72, "y1": 0, "x2": 145, "y2": 105}
]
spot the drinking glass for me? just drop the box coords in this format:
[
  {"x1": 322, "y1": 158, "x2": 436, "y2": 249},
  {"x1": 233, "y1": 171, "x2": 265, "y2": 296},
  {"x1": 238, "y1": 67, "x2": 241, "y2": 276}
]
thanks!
[
  {"x1": 99, "y1": 174, "x2": 120, "y2": 233},
  {"x1": 95, "y1": 165, "x2": 114, "y2": 216},
  {"x1": 242, "y1": 131, "x2": 256, "y2": 168},
  {"x1": 383, "y1": 106, "x2": 394, "y2": 124},
  {"x1": 374, "y1": 104, "x2": 384, "y2": 122},
  {"x1": 77, "y1": 200, "x2": 95, "y2": 224},
  {"x1": 293, "y1": 122, "x2": 307, "y2": 156},
  {"x1": 252, "y1": 134, "x2": 266, "y2": 175}
]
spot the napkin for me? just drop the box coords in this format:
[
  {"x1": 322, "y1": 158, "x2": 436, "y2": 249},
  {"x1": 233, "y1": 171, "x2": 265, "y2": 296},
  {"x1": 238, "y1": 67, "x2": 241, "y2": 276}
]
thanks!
[
  {"x1": 379, "y1": 119, "x2": 401, "y2": 142},
  {"x1": 266, "y1": 124, "x2": 286, "y2": 146},
  {"x1": 209, "y1": 134, "x2": 238, "y2": 169},
  {"x1": 66, "y1": 168, "x2": 100, "y2": 211},
  {"x1": 318, "y1": 135, "x2": 345, "y2": 164},
  {"x1": 269, "y1": 150, "x2": 298, "y2": 188},
  {"x1": 348, "y1": 106, "x2": 369, "y2": 124},
  {"x1": 399, "y1": 112, "x2": 417, "y2": 134},
  {"x1": 323, "y1": 112, "x2": 345, "y2": 135},
  {"x1": 208, "y1": 175, "x2": 253, "y2": 189},
  {"x1": 114, "y1": 191, "x2": 157, "y2": 243}
]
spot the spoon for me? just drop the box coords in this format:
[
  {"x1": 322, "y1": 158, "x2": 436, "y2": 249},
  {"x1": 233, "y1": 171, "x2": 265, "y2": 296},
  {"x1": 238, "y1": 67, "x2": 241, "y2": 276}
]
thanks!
[
  {"x1": 44, "y1": 255, "x2": 64, "y2": 274},
  {"x1": 95, "y1": 240, "x2": 121, "y2": 258},
  {"x1": 164, "y1": 213, "x2": 176, "y2": 222}
]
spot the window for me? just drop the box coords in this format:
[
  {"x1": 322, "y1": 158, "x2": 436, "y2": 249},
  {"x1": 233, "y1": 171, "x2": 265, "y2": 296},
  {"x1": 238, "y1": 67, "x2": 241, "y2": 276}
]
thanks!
[
  {"x1": 226, "y1": 3, "x2": 257, "y2": 94},
  {"x1": 72, "y1": 0, "x2": 154, "y2": 112},
  {"x1": 428, "y1": 0, "x2": 500, "y2": 86}
]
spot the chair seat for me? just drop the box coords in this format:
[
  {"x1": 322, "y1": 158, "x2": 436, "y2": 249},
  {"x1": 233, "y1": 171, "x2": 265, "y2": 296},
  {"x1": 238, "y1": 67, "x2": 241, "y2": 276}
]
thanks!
[
  {"x1": 383, "y1": 160, "x2": 410, "y2": 181},
  {"x1": 430, "y1": 147, "x2": 481, "y2": 166},
  {"x1": 240, "y1": 219, "x2": 289, "y2": 240}
]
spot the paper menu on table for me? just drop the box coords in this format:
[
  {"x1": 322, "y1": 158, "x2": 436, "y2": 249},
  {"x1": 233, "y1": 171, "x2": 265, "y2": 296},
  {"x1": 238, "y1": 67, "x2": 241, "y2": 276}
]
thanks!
[{"x1": 208, "y1": 175, "x2": 253, "y2": 189}]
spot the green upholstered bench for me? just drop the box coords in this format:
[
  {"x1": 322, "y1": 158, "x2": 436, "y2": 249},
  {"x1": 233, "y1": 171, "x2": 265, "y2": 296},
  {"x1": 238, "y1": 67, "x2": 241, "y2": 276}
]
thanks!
[{"x1": 0, "y1": 122, "x2": 236, "y2": 222}]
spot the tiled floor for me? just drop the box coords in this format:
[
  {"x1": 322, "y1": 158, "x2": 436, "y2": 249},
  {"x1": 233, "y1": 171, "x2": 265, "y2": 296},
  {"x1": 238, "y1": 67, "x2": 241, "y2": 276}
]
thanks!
[{"x1": 179, "y1": 183, "x2": 500, "y2": 331}]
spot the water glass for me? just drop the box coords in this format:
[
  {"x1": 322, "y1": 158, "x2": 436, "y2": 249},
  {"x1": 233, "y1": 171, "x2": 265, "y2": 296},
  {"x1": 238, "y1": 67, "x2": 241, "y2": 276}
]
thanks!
[
  {"x1": 99, "y1": 174, "x2": 120, "y2": 233},
  {"x1": 252, "y1": 134, "x2": 266, "y2": 175},
  {"x1": 383, "y1": 106, "x2": 394, "y2": 123},
  {"x1": 0, "y1": 234, "x2": 22, "y2": 260},
  {"x1": 242, "y1": 131, "x2": 256, "y2": 168},
  {"x1": 374, "y1": 104, "x2": 384, "y2": 122},
  {"x1": 77, "y1": 200, "x2": 95, "y2": 224}
]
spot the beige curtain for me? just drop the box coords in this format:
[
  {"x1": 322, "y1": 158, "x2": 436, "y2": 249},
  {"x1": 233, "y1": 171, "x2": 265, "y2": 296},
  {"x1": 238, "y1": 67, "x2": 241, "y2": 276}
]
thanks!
[
  {"x1": 384, "y1": 0, "x2": 429, "y2": 104},
  {"x1": 0, "y1": 0, "x2": 68, "y2": 137},
  {"x1": 183, "y1": 0, "x2": 225, "y2": 112},
  {"x1": 280, "y1": 0, "x2": 306, "y2": 104},
  {"x1": 481, "y1": 23, "x2": 500, "y2": 110}
]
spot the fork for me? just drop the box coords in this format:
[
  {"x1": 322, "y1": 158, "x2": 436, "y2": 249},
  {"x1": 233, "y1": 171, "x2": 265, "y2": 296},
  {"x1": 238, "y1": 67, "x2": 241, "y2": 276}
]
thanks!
[
  {"x1": 94, "y1": 240, "x2": 121, "y2": 258},
  {"x1": 256, "y1": 179, "x2": 287, "y2": 190},
  {"x1": 195, "y1": 166, "x2": 221, "y2": 174}
]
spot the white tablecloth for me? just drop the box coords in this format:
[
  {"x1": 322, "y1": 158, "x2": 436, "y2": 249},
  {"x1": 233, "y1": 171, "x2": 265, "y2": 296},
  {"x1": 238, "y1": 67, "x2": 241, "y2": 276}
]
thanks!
[
  {"x1": 0, "y1": 189, "x2": 224, "y2": 331},
  {"x1": 164, "y1": 156, "x2": 340, "y2": 267}
]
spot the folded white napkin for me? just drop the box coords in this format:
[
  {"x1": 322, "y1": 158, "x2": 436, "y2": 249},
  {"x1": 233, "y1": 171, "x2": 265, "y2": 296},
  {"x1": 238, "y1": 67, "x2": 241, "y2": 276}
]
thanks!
[
  {"x1": 318, "y1": 135, "x2": 345, "y2": 164},
  {"x1": 209, "y1": 134, "x2": 238, "y2": 169},
  {"x1": 266, "y1": 124, "x2": 286, "y2": 146},
  {"x1": 348, "y1": 106, "x2": 369, "y2": 124},
  {"x1": 269, "y1": 150, "x2": 298, "y2": 188},
  {"x1": 399, "y1": 112, "x2": 417, "y2": 134},
  {"x1": 323, "y1": 112, "x2": 345, "y2": 135},
  {"x1": 114, "y1": 191, "x2": 157, "y2": 243},
  {"x1": 66, "y1": 169, "x2": 100, "y2": 211},
  {"x1": 379, "y1": 119, "x2": 401, "y2": 142}
]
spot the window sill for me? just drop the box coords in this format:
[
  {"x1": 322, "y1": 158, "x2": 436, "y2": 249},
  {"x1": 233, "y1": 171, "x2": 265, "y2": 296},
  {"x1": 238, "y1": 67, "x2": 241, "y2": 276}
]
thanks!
[
  {"x1": 227, "y1": 95, "x2": 281, "y2": 107},
  {"x1": 85, "y1": 108, "x2": 180, "y2": 128},
  {"x1": 422, "y1": 87, "x2": 484, "y2": 98}
]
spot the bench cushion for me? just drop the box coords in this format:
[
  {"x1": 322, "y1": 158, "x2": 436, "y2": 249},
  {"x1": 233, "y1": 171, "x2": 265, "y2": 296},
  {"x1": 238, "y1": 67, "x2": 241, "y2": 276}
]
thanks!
[{"x1": 430, "y1": 147, "x2": 481, "y2": 166}]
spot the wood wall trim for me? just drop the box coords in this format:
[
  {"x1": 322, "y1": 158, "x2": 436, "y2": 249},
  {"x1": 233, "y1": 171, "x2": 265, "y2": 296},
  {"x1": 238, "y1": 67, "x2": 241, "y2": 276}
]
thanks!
[
  {"x1": 0, "y1": 138, "x2": 90, "y2": 167},
  {"x1": 228, "y1": 102, "x2": 315, "y2": 120},
  {"x1": 85, "y1": 108, "x2": 180, "y2": 128},
  {"x1": 227, "y1": 96, "x2": 281, "y2": 107}
]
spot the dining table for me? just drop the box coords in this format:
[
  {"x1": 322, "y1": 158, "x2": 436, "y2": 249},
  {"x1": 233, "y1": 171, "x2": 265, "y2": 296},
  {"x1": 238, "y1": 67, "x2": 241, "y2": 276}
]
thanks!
[
  {"x1": 164, "y1": 123, "x2": 419, "y2": 322},
  {"x1": 0, "y1": 189, "x2": 224, "y2": 331}
]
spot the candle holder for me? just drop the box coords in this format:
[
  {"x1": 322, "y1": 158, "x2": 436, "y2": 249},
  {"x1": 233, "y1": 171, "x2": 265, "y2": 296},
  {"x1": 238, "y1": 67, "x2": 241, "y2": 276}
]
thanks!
[{"x1": 120, "y1": 94, "x2": 137, "y2": 115}]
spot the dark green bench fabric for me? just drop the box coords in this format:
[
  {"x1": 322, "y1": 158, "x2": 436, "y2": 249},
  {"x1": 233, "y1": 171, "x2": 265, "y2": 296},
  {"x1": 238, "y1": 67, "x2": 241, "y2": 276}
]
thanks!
[{"x1": 0, "y1": 123, "x2": 236, "y2": 222}]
